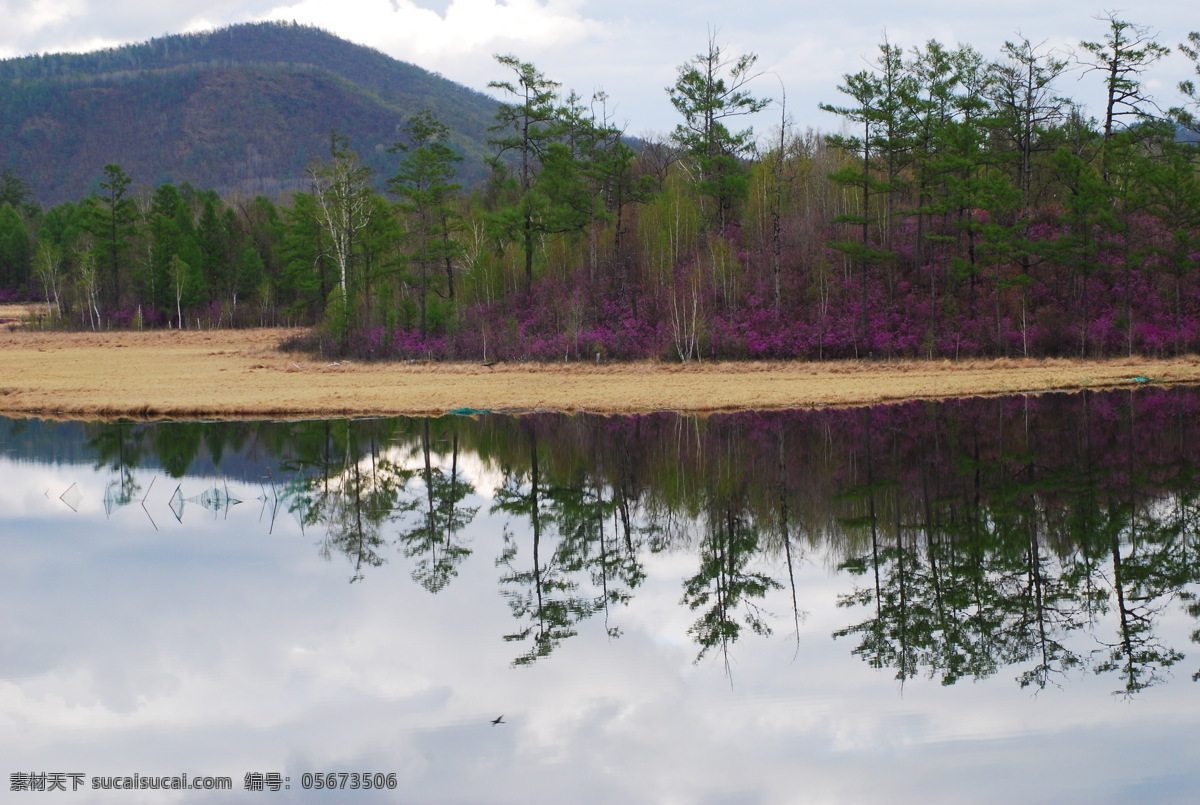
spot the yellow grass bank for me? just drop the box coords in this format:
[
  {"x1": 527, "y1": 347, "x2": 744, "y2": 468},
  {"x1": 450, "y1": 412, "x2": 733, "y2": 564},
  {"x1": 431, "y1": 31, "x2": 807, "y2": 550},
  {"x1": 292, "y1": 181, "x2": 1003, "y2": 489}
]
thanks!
[{"x1": 2, "y1": 323, "x2": 1200, "y2": 420}]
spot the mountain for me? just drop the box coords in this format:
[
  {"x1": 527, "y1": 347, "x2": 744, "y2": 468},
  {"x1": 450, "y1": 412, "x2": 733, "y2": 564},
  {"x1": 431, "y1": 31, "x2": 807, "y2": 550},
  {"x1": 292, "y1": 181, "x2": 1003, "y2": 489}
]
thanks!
[{"x1": 0, "y1": 22, "x2": 501, "y2": 206}]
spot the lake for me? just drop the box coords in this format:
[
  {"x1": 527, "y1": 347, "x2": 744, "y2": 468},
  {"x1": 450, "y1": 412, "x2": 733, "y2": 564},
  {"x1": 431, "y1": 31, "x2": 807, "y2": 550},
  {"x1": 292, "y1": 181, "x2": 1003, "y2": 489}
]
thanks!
[{"x1": 3, "y1": 388, "x2": 1199, "y2": 803}]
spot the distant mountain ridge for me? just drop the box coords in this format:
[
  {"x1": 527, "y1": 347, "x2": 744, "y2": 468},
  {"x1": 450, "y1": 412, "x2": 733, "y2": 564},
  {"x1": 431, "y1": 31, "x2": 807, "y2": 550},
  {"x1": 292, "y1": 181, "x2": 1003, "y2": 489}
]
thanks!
[{"x1": 0, "y1": 22, "x2": 500, "y2": 205}]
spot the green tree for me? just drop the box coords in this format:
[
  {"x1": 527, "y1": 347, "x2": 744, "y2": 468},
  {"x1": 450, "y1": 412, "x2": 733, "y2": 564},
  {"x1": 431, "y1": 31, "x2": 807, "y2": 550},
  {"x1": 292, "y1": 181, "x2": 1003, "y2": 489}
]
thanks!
[
  {"x1": 903, "y1": 40, "x2": 959, "y2": 310},
  {"x1": 278, "y1": 191, "x2": 329, "y2": 322},
  {"x1": 37, "y1": 202, "x2": 89, "y2": 256},
  {"x1": 1136, "y1": 137, "x2": 1200, "y2": 353},
  {"x1": 583, "y1": 93, "x2": 656, "y2": 304},
  {"x1": 912, "y1": 43, "x2": 994, "y2": 315},
  {"x1": 542, "y1": 90, "x2": 610, "y2": 255},
  {"x1": 146, "y1": 183, "x2": 199, "y2": 316},
  {"x1": 237, "y1": 245, "x2": 266, "y2": 321},
  {"x1": 1048, "y1": 136, "x2": 1113, "y2": 356},
  {"x1": 820, "y1": 61, "x2": 900, "y2": 351},
  {"x1": 978, "y1": 38, "x2": 1073, "y2": 351},
  {"x1": 237, "y1": 195, "x2": 283, "y2": 323},
  {"x1": 0, "y1": 167, "x2": 36, "y2": 216},
  {"x1": 389, "y1": 110, "x2": 465, "y2": 335},
  {"x1": 354, "y1": 192, "x2": 403, "y2": 331},
  {"x1": 986, "y1": 37, "x2": 1070, "y2": 222},
  {"x1": 88, "y1": 163, "x2": 136, "y2": 307},
  {"x1": 487, "y1": 55, "x2": 584, "y2": 294},
  {"x1": 0, "y1": 203, "x2": 31, "y2": 289},
  {"x1": 668, "y1": 35, "x2": 769, "y2": 231},
  {"x1": 195, "y1": 197, "x2": 226, "y2": 305}
]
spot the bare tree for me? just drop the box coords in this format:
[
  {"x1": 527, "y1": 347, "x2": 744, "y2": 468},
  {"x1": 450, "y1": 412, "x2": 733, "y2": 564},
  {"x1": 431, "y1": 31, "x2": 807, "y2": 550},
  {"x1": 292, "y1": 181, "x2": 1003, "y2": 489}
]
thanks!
[
  {"x1": 308, "y1": 131, "x2": 374, "y2": 301},
  {"x1": 34, "y1": 242, "x2": 64, "y2": 320}
]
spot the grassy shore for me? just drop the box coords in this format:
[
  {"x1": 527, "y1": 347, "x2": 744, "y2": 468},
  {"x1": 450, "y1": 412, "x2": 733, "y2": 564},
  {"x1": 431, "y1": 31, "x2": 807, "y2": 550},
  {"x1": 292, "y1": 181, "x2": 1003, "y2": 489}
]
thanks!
[{"x1": 2, "y1": 316, "x2": 1199, "y2": 420}]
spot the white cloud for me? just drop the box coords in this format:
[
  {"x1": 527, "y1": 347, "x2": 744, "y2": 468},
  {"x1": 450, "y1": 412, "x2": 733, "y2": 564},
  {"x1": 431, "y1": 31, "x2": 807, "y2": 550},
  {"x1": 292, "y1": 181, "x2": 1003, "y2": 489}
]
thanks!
[
  {"x1": 258, "y1": 0, "x2": 598, "y2": 60},
  {"x1": 0, "y1": 0, "x2": 83, "y2": 37},
  {"x1": 0, "y1": 0, "x2": 82, "y2": 56},
  {"x1": 246, "y1": 0, "x2": 605, "y2": 112}
]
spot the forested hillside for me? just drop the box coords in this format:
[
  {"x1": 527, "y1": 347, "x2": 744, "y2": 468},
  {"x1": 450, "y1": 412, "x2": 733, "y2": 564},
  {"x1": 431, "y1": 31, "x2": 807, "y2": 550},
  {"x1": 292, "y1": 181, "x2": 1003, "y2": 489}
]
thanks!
[
  {"x1": 2, "y1": 17, "x2": 1200, "y2": 362},
  {"x1": 0, "y1": 22, "x2": 499, "y2": 205}
]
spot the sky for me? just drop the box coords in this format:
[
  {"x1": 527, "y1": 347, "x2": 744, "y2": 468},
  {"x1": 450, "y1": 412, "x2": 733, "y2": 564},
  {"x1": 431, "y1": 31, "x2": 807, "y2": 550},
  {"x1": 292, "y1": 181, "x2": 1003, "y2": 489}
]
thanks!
[{"x1": 1, "y1": 1, "x2": 1197, "y2": 143}]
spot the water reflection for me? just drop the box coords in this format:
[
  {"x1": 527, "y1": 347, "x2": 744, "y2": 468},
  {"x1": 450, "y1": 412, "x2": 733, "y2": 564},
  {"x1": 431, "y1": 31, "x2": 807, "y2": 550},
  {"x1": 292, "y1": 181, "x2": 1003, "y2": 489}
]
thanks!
[
  {"x1": 4, "y1": 388, "x2": 1200, "y2": 699},
  {"x1": 7, "y1": 392, "x2": 1200, "y2": 803}
]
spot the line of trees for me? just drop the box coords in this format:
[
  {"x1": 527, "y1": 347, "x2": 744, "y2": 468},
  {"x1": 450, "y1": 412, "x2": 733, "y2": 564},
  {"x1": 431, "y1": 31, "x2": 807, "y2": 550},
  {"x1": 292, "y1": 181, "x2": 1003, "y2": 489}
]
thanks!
[{"x1": 3, "y1": 17, "x2": 1200, "y2": 359}]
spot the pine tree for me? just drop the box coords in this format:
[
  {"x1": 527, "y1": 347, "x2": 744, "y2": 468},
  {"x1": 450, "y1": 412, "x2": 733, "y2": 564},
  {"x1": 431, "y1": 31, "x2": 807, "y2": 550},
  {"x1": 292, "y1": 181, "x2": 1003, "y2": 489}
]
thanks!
[
  {"x1": 668, "y1": 35, "x2": 769, "y2": 232},
  {"x1": 390, "y1": 110, "x2": 464, "y2": 335}
]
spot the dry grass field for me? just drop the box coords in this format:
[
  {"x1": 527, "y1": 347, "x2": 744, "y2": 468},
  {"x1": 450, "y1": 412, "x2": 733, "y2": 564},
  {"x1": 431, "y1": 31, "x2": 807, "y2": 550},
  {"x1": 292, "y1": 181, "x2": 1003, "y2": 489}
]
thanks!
[{"x1": 2, "y1": 320, "x2": 1199, "y2": 420}]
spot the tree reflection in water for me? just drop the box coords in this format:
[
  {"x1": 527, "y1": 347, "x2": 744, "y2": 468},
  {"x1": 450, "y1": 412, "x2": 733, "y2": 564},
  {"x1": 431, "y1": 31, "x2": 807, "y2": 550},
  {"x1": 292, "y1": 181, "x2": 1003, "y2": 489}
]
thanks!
[
  {"x1": 397, "y1": 420, "x2": 477, "y2": 593},
  {"x1": 40, "y1": 385, "x2": 1200, "y2": 690}
]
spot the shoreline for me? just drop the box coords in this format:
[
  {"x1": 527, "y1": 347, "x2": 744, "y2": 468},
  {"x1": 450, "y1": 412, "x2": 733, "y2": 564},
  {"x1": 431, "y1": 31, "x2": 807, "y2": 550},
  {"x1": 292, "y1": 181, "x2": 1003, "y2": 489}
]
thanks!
[{"x1": 2, "y1": 326, "x2": 1200, "y2": 421}]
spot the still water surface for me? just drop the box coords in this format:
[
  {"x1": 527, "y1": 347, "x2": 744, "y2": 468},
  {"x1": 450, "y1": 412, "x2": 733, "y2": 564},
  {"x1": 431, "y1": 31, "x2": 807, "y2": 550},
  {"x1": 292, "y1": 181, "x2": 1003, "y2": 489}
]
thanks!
[{"x1": 3, "y1": 389, "x2": 1200, "y2": 803}]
